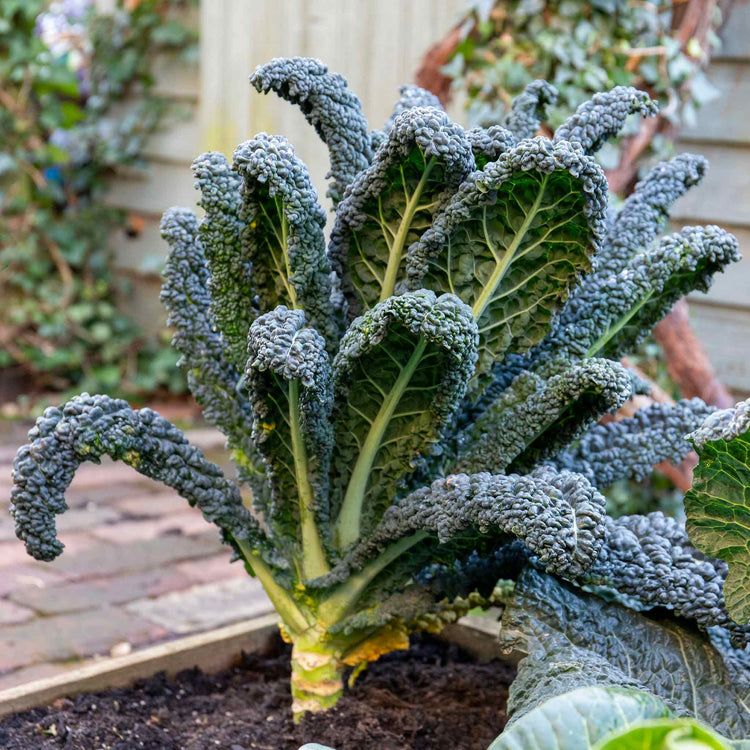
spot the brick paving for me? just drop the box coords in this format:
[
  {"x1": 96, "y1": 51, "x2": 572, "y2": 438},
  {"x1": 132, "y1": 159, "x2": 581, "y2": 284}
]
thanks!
[{"x1": 0, "y1": 422, "x2": 272, "y2": 692}]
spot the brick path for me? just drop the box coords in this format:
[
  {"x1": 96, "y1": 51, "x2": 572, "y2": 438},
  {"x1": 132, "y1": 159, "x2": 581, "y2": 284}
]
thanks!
[{"x1": 0, "y1": 422, "x2": 272, "y2": 692}]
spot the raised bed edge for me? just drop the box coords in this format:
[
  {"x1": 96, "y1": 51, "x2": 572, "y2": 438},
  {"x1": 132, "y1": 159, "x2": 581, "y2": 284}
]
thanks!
[{"x1": 0, "y1": 612, "x2": 516, "y2": 719}]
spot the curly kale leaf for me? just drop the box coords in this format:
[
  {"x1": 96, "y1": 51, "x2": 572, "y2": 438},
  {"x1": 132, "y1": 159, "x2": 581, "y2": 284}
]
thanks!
[
  {"x1": 321, "y1": 466, "x2": 606, "y2": 594},
  {"x1": 553, "y1": 399, "x2": 716, "y2": 488},
  {"x1": 192, "y1": 151, "x2": 252, "y2": 370},
  {"x1": 499, "y1": 568, "x2": 750, "y2": 740},
  {"x1": 406, "y1": 137, "x2": 608, "y2": 379},
  {"x1": 329, "y1": 107, "x2": 474, "y2": 317},
  {"x1": 456, "y1": 358, "x2": 633, "y2": 475},
  {"x1": 535, "y1": 225, "x2": 740, "y2": 373},
  {"x1": 160, "y1": 208, "x2": 261, "y2": 482},
  {"x1": 233, "y1": 134, "x2": 337, "y2": 351},
  {"x1": 244, "y1": 308, "x2": 333, "y2": 573},
  {"x1": 502, "y1": 79, "x2": 558, "y2": 141},
  {"x1": 249, "y1": 57, "x2": 372, "y2": 203},
  {"x1": 466, "y1": 126, "x2": 516, "y2": 169},
  {"x1": 553, "y1": 86, "x2": 658, "y2": 155},
  {"x1": 596, "y1": 154, "x2": 707, "y2": 278},
  {"x1": 371, "y1": 84, "x2": 446, "y2": 151},
  {"x1": 578, "y1": 512, "x2": 750, "y2": 646},
  {"x1": 686, "y1": 399, "x2": 750, "y2": 625},
  {"x1": 329, "y1": 291, "x2": 478, "y2": 548},
  {"x1": 10, "y1": 394, "x2": 268, "y2": 563}
]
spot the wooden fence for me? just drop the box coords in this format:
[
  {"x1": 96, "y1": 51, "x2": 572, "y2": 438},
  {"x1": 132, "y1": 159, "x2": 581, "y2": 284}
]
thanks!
[{"x1": 106, "y1": 0, "x2": 750, "y2": 394}]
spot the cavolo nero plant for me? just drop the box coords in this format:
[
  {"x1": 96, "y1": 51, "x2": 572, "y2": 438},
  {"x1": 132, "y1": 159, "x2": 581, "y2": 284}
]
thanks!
[{"x1": 9, "y1": 58, "x2": 750, "y2": 723}]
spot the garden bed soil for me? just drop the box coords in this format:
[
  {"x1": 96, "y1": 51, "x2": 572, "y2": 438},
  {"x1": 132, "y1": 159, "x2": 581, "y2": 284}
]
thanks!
[{"x1": 0, "y1": 634, "x2": 515, "y2": 750}]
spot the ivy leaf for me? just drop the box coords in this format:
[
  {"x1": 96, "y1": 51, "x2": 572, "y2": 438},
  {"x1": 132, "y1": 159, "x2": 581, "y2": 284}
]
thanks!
[
  {"x1": 329, "y1": 108, "x2": 474, "y2": 318},
  {"x1": 686, "y1": 399, "x2": 750, "y2": 625},
  {"x1": 407, "y1": 137, "x2": 608, "y2": 379}
]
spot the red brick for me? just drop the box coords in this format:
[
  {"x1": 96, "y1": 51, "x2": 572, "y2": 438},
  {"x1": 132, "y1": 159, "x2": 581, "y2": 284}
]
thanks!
[
  {"x1": 0, "y1": 565, "x2": 68, "y2": 597},
  {"x1": 49, "y1": 532, "x2": 224, "y2": 579},
  {"x1": 115, "y1": 492, "x2": 190, "y2": 518},
  {"x1": 0, "y1": 600, "x2": 34, "y2": 625},
  {"x1": 69, "y1": 460, "x2": 145, "y2": 490},
  {"x1": 176, "y1": 553, "x2": 248, "y2": 586},
  {"x1": 9, "y1": 569, "x2": 192, "y2": 615},
  {"x1": 0, "y1": 661, "x2": 82, "y2": 693},
  {"x1": 0, "y1": 606, "x2": 168, "y2": 671},
  {"x1": 0, "y1": 506, "x2": 119, "y2": 543},
  {"x1": 90, "y1": 512, "x2": 208, "y2": 544}
]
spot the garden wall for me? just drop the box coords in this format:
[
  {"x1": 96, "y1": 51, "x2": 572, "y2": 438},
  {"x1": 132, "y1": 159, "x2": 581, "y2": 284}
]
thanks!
[
  {"x1": 105, "y1": 0, "x2": 750, "y2": 396},
  {"x1": 673, "y1": 1, "x2": 750, "y2": 396}
]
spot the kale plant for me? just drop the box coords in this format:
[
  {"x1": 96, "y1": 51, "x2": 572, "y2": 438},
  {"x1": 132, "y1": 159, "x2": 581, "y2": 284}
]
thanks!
[{"x1": 9, "y1": 58, "x2": 749, "y2": 721}]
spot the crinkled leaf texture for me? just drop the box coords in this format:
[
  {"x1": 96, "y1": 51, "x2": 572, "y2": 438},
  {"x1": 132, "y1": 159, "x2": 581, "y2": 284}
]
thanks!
[
  {"x1": 329, "y1": 290, "x2": 478, "y2": 547},
  {"x1": 455, "y1": 358, "x2": 633, "y2": 475},
  {"x1": 316, "y1": 466, "x2": 607, "y2": 596},
  {"x1": 233, "y1": 134, "x2": 336, "y2": 351},
  {"x1": 499, "y1": 569, "x2": 750, "y2": 740},
  {"x1": 406, "y1": 136, "x2": 608, "y2": 379},
  {"x1": 10, "y1": 394, "x2": 270, "y2": 565},
  {"x1": 579, "y1": 512, "x2": 750, "y2": 646},
  {"x1": 686, "y1": 399, "x2": 750, "y2": 625},
  {"x1": 552, "y1": 398, "x2": 716, "y2": 488},
  {"x1": 249, "y1": 57, "x2": 372, "y2": 204},
  {"x1": 244, "y1": 307, "x2": 333, "y2": 549},
  {"x1": 329, "y1": 107, "x2": 474, "y2": 317}
]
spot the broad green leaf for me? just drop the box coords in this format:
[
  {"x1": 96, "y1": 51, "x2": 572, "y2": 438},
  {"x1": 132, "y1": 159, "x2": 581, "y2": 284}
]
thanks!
[
  {"x1": 499, "y1": 569, "x2": 750, "y2": 739},
  {"x1": 487, "y1": 687, "x2": 672, "y2": 750},
  {"x1": 406, "y1": 137, "x2": 608, "y2": 378},
  {"x1": 245, "y1": 308, "x2": 333, "y2": 578},
  {"x1": 329, "y1": 108, "x2": 474, "y2": 317},
  {"x1": 233, "y1": 134, "x2": 336, "y2": 351},
  {"x1": 686, "y1": 399, "x2": 750, "y2": 624},
  {"x1": 456, "y1": 358, "x2": 632, "y2": 475},
  {"x1": 594, "y1": 719, "x2": 741, "y2": 750},
  {"x1": 330, "y1": 291, "x2": 477, "y2": 549}
]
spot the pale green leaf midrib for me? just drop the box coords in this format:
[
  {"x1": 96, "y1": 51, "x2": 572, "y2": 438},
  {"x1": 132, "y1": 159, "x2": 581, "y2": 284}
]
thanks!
[
  {"x1": 471, "y1": 173, "x2": 551, "y2": 321},
  {"x1": 288, "y1": 377, "x2": 329, "y2": 578},
  {"x1": 379, "y1": 158, "x2": 437, "y2": 302},
  {"x1": 334, "y1": 337, "x2": 428, "y2": 549},
  {"x1": 586, "y1": 289, "x2": 655, "y2": 359}
]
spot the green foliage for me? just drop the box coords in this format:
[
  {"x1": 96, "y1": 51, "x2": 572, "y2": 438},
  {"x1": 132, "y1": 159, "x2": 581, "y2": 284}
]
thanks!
[
  {"x1": 595, "y1": 719, "x2": 745, "y2": 750},
  {"x1": 443, "y1": 0, "x2": 721, "y2": 169},
  {"x1": 9, "y1": 59, "x2": 748, "y2": 720},
  {"x1": 0, "y1": 0, "x2": 196, "y2": 399},
  {"x1": 499, "y1": 569, "x2": 750, "y2": 739},
  {"x1": 686, "y1": 401, "x2": 750, "y2": 624},
  {"x1": 488, "y1": 687, "x2": 673, "y2": 750}
]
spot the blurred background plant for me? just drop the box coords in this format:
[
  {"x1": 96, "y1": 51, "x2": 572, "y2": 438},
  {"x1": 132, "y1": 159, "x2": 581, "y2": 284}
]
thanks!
[
  {"x1": 0, "y1": 0, "x2": 196, "y2": 408},
  {"x1": 418, "y1": 0, "x2": 736, "y2": 192},
  {"x1": 416, "y1": 0, "x2": 743, "y2": 517}
]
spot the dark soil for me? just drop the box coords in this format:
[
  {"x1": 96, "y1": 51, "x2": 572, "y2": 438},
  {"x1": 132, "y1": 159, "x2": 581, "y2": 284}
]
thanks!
[{"x1": 0, "y1": 635, "x2": 515, "y2": 750}]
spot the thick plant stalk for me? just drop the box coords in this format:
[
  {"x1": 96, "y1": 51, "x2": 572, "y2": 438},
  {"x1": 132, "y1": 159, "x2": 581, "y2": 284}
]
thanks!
[{"x1": 290, "y1": 634, "x2": 345, "y2": 718}]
